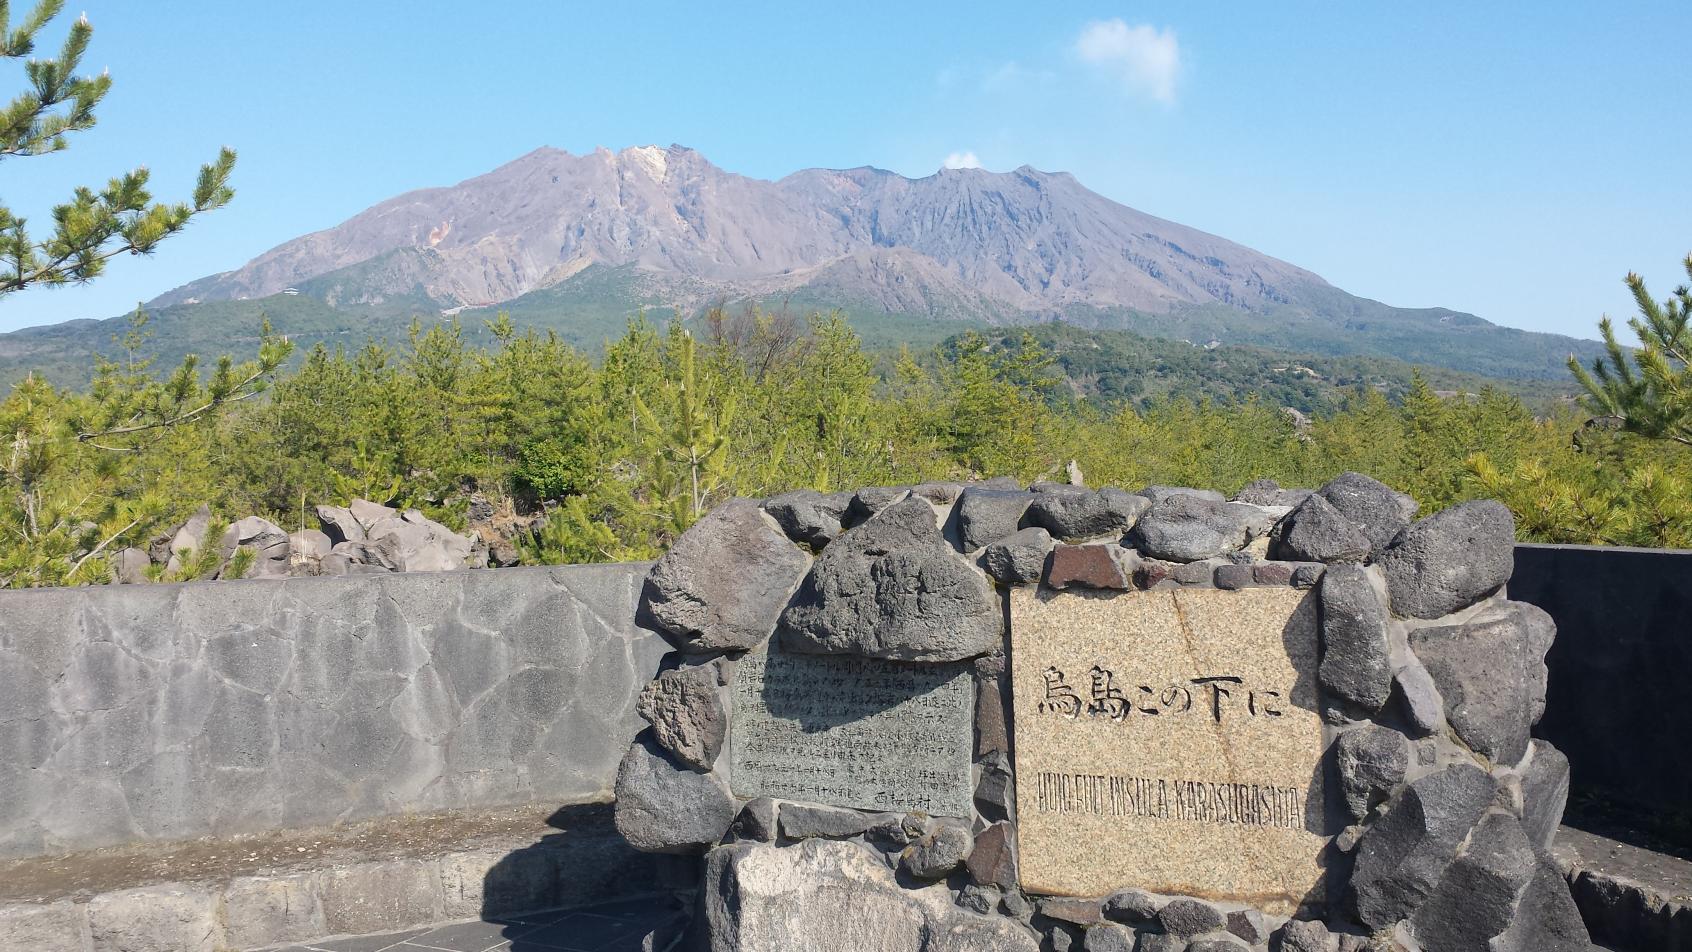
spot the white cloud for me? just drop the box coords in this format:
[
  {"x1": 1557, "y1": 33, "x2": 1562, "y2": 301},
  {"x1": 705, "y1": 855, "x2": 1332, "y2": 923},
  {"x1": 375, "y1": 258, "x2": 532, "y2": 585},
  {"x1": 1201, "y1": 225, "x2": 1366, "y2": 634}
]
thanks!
[
  {"x1": 1075, "y1": 18, "x2": 1181, "y2": 104},
  {"x1": 942, "y1": 151, "x2": 983, "y2": 170}
]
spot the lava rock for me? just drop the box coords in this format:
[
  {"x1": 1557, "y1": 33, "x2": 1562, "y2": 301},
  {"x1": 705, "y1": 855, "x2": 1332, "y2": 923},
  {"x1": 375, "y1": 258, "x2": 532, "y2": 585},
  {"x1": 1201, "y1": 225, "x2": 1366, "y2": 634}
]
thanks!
[
  {"x1": 1313, "y1": 472, "x2": 1418, "y2": 556},
  {"x1": 1409, "y1": 811, "x2": 1538, "y2": 951},
  {"x1": 635, "y1": 663, "x2": 727, "y2": 770},
  {"x1": 313, "y1": 504, "x2": 364, "y2": 547},
  {"x1": 1378, "y1": 500, "x2": 1516, "y2": 619},
  {"x1": 699, "y1": 839, "x2": 1039, "y2": 952},
  {"x1": 1188, "y1": 938, "x2": 1251, "y2": 952},
  {"x1": 1139, "y1": 485, "x2": 1226, "y2": 504},
  {"x1": 1334, "y1": 724, "x2": 1410, "y2": 822},
  {"x1": 846, "y1": 486, "x2": 910, "y2": 524},
  {"x1": 1234, "y1": 478, "x2": 1314, "y2": 508},
  {"x1": 731, "y1": 797, "x2": 778, "y2": 842},
  {"x1": 1225, "y1": 909, "x2": 1272, "y2": 945},
  {"x1": 1290, "y1": 563, "x2": 1325, "y2": 589},
  {"x1": 1514, "y1": 600, "x2": 1557, "y2": 724},
  {"x1": 1025, "y1": 487, "x2": 1149, "y2": 542},
  {"x1": 1101, "y1": 889, "x2": 1161, "y2": 924},
  {"x1": 1039, "y1": 897, "x2": 1103, "y2": 926},
  {"x1": 1391, "y1": 662, "x2": 1444, "y2": 736},
  {"x1": 1275, "y1": 919, "x2": 1335, "y2": 952},
  {"x1": 612, "y1": 736, "x2": 736, "y2": 854},
  {"x1": 763, "y1": 489, "x2": 852, "y2": 550},
  {"x1": 1047, "y1": 543, "x2": 1133, "y2": 590},
  {"x1": 1252, "y1": 561, "x2": 1299, "y2": 585},
  {"x1": 1349, "y1": 763, "x2": 1498, "y2": 928},
  {"x1": 779, "y1": 804, "x2": 887, "y2": 841},
  {"x1": 643, "y1": 499, "x2": 811, "y2": 653},
  {"x1": 1129, "y1": 495, "x2": 1255, "y2": 562},
  {"x1": 217, "y1": 516, "x2": 292, "y2": 578},
  {"x1": 1083, "y1": 923, "x2": 1135, "y2": 952},
  {"x1": 1270, "y1": 493, "x2": 1372, "y2": 564},
  {"x1": 901, "y1": 823, "x2": 974, "y2": 879},
  {"x1": 966, "y1": 821, "x2": 1018, "y2": 889},
  {"x1": 1409, "y1": 608, "x2": 1537, "y2": 763},
  {"x1": 161, "y1": 504, "x2": 213, "y2": 574},
  {"x1": 1519, "y1": 739, "x2": 1571, "y2": 852},
  {"x1": 911, "y1": 481, "x2": 965, "y2": 505},
  {"x1": 1156, "y1": 897, "x2": 1225, "y2": 936},
  {"x1": 975, "y1": 751, "x2": 1014, "y2": 822},
  {"x1": 110, "y1": 547, "x2": 151, "y2": 584},
  {"x1": 1135, "y1": 935, "x2": 1187, "y2": 952},
  {"x1": 781, "y1": 497, "x2": 1001, "y2": 662},
  {"x1": 1319, "y1": 565, "x2": 1394, "y2": 717},
  {"x1": 956, "y1": 487, "x2": 1034, "y2": 551},
  {"x1": 958, "y1": 883, "x2": 1001, "y2": 916},
  {"x1": 1489, "y1": 853, "x2": 1593, "y2": 951},
  {"x1": 983, "y1": 527, "x2": 1056, "y2": 584},
  {"x1": 1213, "y1": 562, "x2": 1255, "y2": 590}
]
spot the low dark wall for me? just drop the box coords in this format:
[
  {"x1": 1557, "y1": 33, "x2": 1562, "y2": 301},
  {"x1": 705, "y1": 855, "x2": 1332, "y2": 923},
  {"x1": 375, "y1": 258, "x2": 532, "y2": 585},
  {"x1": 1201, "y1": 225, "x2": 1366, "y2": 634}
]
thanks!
[{"x1": 1513, "y1": 543, "x2": 1692, "y2": 831}]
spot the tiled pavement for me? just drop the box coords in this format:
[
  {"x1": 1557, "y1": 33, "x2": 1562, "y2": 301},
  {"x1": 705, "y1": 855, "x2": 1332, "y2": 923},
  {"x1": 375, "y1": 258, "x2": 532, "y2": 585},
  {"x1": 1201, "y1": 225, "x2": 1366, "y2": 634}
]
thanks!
[{"x1": 262, "y1": 896, "x2": 688, "y2": 952}]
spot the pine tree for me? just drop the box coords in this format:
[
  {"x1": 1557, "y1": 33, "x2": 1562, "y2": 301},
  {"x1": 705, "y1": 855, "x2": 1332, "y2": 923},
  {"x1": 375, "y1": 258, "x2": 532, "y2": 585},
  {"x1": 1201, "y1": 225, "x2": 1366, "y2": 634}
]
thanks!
[
  {"x1": 0, "y1": 1, "x2": 236, "y2": 294},
  {"x1": 1569, "y1": 255, "x2": 1692, "y2": 447}
]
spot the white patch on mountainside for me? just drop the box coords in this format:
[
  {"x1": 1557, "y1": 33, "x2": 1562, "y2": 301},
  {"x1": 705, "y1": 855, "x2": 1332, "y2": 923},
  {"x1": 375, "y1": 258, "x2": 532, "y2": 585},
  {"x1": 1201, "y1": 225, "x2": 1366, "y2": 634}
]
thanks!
[{"x1": 148, "y1": 144, "x2": 1329, "y2": 320}]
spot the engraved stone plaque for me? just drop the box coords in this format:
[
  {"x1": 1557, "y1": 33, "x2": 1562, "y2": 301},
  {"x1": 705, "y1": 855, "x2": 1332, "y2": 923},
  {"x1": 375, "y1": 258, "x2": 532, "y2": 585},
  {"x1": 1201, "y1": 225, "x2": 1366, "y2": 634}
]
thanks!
[
  {"x1": 729, "y1": 644, "x2": 975, "y2": 817},
  {"x1": 1010, "y1": 586, "x2": 1328, "y2": 914}
]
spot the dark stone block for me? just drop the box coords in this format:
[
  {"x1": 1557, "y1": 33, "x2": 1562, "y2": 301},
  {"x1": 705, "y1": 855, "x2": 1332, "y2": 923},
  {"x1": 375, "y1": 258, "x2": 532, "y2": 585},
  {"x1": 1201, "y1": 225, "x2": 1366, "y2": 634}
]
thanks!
[
  {"x1": 763, "y1": 489, "x2": 852, "y2": 550},
  {"x1": 1409, "y1": 811, "x2": 1537, "y2": 951},
  {"x1": 1348, "y1": 763, "x2": 1497, "y2": 928},
  {"x1": 612, "y1": 736, "x2": 736, "y2": 854},
  {"x1": 1156, "y1": 897, "x2": 1225, "y2": 936},
  {"x1": 966, "y1": 821, "x2": 1018, "y2": 889},
  {"x1": 1334, "y1": 724, "x2": 1409, "y2": 822},
  {"x1": 1129, "y1": 495, "x2": 1254, "y2": 562},
  {"x1": 1379, "y1": 500, "x2": 1515, "y2": 619},
  {"x1": 1319, "y1": 564, "x2": 1393, "y2": 717},
  {"x1": 1313, "y1": 471, "x2": 1417, "y2": 557},
  {"x1": 1026, "y1": 487, "x2": 1149, "y2": 542},
  {"x1": 1047, "y1": 544, "x2": 1131, "y2": 590},
  {"x1": 957, "y1": 487, "x2": 1035, "y2": 551},
  {"x1": 643, "y1": 499, "x2": 810, "y2": 653},
  {"x1": 1213, "y1": 563, "x2": 1254, "y2": 590},
  {"x1": 983, "y1": 527, "x2": 1056, "y2": 585},
  {"x1": 778, "y1": 803, "x2": 886, "y2": 840},
  {"x1": 1270, "y1": 493, "x2": 1371, "y2": 564},
  {"x1": 1409, "y1": 607, "x2": 1538, "y2": 764},
  {"x1": 1519, "y1": 739, "x2": 1570, "y2": 852}
]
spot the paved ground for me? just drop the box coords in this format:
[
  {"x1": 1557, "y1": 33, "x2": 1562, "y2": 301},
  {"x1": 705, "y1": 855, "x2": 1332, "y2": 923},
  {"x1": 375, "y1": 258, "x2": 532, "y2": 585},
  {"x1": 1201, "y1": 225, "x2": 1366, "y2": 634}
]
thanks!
[{"x1": 261, "y1": 896, "x2": 688, "y2": 952}]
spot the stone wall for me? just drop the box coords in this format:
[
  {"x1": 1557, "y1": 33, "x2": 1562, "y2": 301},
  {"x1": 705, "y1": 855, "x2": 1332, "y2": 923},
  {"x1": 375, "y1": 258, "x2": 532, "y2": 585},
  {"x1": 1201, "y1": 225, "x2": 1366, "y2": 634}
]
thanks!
[
  {"x1": 0, "y1": 564, "x2": 666, "y2": 859},
  {"x1": 612, "y1": 477, "x2": 1594, "y2": 951},
  {"x1": 1512, "y1": 542, "x2": 1692, "y2": 837}
]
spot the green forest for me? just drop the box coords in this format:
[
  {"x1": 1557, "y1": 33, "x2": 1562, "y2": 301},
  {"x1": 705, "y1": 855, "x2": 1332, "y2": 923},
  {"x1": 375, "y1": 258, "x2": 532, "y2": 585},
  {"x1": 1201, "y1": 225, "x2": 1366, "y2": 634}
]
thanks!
[{"x1": 3, "y1": 301, "x2": 1688, "y2": 588}]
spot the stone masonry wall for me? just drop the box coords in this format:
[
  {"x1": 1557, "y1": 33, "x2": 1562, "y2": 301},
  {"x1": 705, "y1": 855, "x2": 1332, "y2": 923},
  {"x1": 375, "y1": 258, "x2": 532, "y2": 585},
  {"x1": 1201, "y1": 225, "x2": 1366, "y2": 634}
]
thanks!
[
  {"x1": 614, "y1": 477, "x2": 1594, "y2": 952},
  {"x1": 0, "y1": 563, "x2": 666, "y2": 859}
]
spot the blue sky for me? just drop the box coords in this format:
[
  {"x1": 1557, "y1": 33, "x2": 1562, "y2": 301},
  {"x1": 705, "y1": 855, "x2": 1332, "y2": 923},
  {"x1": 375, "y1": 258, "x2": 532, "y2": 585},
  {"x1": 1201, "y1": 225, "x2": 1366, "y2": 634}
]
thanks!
[{"x1": 3, "y1": 0, "x2": 1687, "y2": 338}]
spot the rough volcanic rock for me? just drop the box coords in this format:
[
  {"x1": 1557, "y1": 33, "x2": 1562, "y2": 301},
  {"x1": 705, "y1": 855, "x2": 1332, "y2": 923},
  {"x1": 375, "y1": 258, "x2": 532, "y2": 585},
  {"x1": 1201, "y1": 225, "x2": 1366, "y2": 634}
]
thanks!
[
  {"x1": 1082, "y1": 923, "x2": 1135, "y2": 952},
  {"x1": 1046, "y1": 543, "x2": 1132, "y2": 590},
  {"x1": 1489, "y1": 853, "x2": 1593, "y2": 951},
  {"x1": 1408, "y1": 812, "x2": 1538, "y2": 951},
  {"x1": 612, "y1": 736, "x2": 736, "y2": 854},
  {"x1": 1100, "y1": 889, "x2": 1160, "y2": 924},
  {"x1": 1234, "y1": 478, "x2": 1314, "y2": 508},
  {"x1": 161, "y1": 504, "x2": 212, "y2": 574},
  {"x1": 1313, "y1": 472, "x2": 1417, "y2": 556},
  {"x1": 778, "y1": 804, "x2": 888, "y2": 841},
  {"x1": 1349, "y1": 763, "x2": 1498, "y2": 928},
  {"x1": 1335, "y1": 724, "x2": 1410, "y2": 822},
  {"x1": 643, "y1": 498, "x2": 810, "y2": 653},
  {"x1": 111, "y1": 547, "x2": 151, "y2": 584},
  {"x1": 763, "y1": 489, "x2": 853, "y2": 550},
  {"x1": 781, "y1": 496, "x2": 1001, "y2": 661},
  {"x1": 1275, "y1": 919, "x2": 1335, "y2": 952},
  {"x1": 1270, "y1": 493, "x2": 1372, "y2": 564},
  {"x1": 1156, "y1": 897, "x2": 1226, "y2": 936},
  {"x1": 1514, "y1": 600, "x2": 1557, "y2": 724},
  {"x1": 966, "y1": 821, "x2": 1018, "y2": 889},
  {"x1": 846, "y1": 486, "x2": 910, "y2": 525},
  {"x1": 1519, "y1": 739, "x2": 1571, "y2": 852},
  {"x1": 955, "y1": 487, "x2": 1033, "y2": 551},
  {"x1": 1378, "y1": 500, "x2": 1515, "y2": 619},
  {"x1": 1392, "y1": 662, "x2": 1444, "y2": 736},
  {"x1": 1139, "y1": 485, "x2": 1225, "y2": 504},
  {"x1": 313, "y1": 504, "x2": 365, "y2": 547},
  {"x1": 1025, "y1": 487, "x2": 1148, "y2": 542},
  {"x1": 217, "y1": 516, "x2": 292, "y2": 578},
  {"x1": 731, "y1": 797, "x2": 778, "y2": 843},
  {"x1": 901, "y1": 823, "x2": 974, "y2": 879},
  {"x1": 699, "y1": 838, "x2": 1039, "y2": 952},
  {"x1": 1128, "y1": 495, "x2": 1254, "y2": 562},
  {"x1": 1409, "y1": 608, "x2": 1537, "y2": 763},
  {"x1": 635, "y1": 663, "x2": 727, "y2": 770},
  {"x1": 1319, "y1": 565, "x2": 1394, "y2": 717},
  {"x1": 982, "y1": 526, "x2": 1055, "y2": 584}
]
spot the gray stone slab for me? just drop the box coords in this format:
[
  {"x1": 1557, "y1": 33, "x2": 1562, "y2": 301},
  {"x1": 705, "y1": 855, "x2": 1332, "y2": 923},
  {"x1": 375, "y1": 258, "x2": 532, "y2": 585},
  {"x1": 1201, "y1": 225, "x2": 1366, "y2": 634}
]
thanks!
[{"x1": 729, "y1": 644, "x2": 974, "y2": 817}]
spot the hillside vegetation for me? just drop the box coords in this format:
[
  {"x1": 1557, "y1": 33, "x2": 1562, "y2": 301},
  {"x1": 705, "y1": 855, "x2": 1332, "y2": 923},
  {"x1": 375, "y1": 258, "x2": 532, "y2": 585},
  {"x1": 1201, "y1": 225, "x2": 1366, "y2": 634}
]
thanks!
[{"x1": 1, "y1": 307, "x2": 1683, "y2": 588}]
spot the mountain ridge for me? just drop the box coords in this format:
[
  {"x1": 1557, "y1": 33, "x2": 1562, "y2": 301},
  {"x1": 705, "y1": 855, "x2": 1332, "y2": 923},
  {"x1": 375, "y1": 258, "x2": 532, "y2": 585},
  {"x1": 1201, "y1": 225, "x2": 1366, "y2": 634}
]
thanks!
[{"x1": 1, "y1": 143, "x2": 1605, "y2": 385}]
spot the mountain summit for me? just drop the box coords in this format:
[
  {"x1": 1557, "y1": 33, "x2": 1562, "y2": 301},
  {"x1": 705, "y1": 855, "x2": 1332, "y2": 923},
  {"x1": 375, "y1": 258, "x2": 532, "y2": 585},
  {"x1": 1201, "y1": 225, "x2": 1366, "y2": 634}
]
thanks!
[
  {"x1": 2, "y1": 145, "x2": 1600, "y2": 385},
  {"x1": 153, "y1": 144, "x2": 1324, "y2": 319}
]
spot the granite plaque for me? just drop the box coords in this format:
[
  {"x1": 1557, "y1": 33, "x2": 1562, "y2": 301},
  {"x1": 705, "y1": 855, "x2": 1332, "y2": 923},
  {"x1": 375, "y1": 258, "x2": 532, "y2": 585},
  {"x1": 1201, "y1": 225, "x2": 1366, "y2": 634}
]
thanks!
[
  {"x1": 729, "y1": 644, "x2": 974, "y2": 817},
  {"x1": 1010, "y1": 586, "x2": 1327, "y2": 914}
]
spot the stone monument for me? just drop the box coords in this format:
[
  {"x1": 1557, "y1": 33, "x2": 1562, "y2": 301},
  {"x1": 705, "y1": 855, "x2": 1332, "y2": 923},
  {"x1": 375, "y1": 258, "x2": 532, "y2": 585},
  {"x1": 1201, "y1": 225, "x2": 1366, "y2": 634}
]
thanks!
[{"x1": 613, "y1": 476, "x2": 1592, "y2": 952}]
